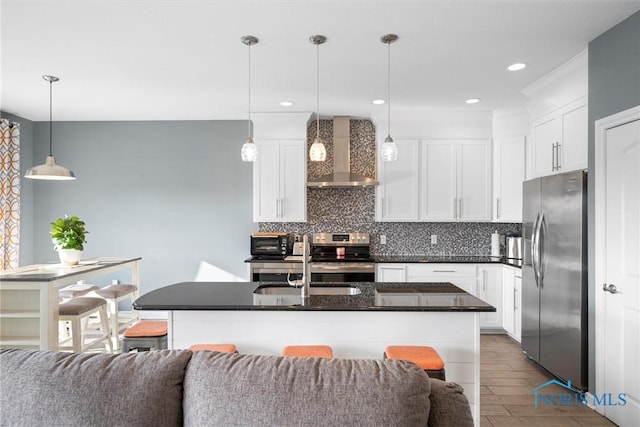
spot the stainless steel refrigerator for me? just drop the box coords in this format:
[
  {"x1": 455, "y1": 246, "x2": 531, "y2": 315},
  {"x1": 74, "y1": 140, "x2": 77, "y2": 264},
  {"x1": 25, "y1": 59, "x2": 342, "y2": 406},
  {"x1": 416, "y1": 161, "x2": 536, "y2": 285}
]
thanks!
[{"x1": 522, "y1": 170, "x2": 588, "y2": 390}]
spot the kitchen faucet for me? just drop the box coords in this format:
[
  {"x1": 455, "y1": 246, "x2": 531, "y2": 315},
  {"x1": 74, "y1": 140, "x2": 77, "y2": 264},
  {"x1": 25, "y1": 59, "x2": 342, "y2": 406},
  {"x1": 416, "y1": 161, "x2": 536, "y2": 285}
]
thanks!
[{"x1": 287, "y1": 234, "x2": 311, "y2": 299}]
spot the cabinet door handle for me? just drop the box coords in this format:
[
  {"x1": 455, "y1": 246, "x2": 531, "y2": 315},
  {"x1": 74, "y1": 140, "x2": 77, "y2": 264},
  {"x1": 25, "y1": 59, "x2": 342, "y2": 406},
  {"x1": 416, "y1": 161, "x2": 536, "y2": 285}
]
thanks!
[
  {"x1": 458, "y1": 198, "x2": 463, "y2": 218},
  {"x1": 381, "y1": 197, "x2": 385, "y2": 218},
  {"x1": 482, "y1": 270, "x2": 486, "y2": 292},
  {"x1": 551, "y1": 143, "x2": 556, "y2": 171},
  {"x1": 280, "y1": 198, "x2": 285, "y2": 218},
  {"x1": 556, "y1": 143, "x2": 562, "y2": 170},
  {"x1": 433, "y1": 270, "x2": 456, "y2": 273},
  {"x1": 453, "y1": 198, "x2": 457, "y2": 218},
  {"x1": 496, "y1": 198, "x2": 501, "y2": 219}
]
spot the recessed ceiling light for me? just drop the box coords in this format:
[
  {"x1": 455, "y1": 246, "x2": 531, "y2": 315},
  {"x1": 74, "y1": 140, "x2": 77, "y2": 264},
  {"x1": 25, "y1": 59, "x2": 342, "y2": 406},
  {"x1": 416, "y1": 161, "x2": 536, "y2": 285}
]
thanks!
[
  {"x1": 507, "y1": 63, "x2": 527, "y2": 71},
  {"x1": 280, "y1": 101, "x2": 294, "y2": 107},
  {"x1": 372, "y1": 99, "x2": 386, "y2": 105},
  {"x1": 465, "y1": 98, "x2": 480, "y2": 104}
]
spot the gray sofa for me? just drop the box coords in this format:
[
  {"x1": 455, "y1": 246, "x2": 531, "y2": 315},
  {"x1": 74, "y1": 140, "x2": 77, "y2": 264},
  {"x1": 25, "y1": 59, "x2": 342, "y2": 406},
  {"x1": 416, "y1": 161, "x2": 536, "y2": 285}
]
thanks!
[{"x1": 0, "y1": 348, "x2": 473, "y2": 426}]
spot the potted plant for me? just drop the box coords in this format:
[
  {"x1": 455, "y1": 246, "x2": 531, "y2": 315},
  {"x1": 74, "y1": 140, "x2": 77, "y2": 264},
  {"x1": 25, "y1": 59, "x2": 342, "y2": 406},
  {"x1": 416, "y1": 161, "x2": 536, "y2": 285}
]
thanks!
[{"x1": 50, "y1": 215, "x2": 88, "y2": 265}]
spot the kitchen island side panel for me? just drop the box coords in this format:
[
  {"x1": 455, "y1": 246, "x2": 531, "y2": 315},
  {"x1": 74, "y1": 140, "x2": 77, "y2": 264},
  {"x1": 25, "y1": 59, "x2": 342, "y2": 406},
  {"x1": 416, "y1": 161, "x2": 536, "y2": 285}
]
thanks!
[{"x1": 169, "y1": 310, "x2": 480, "y2": 425}]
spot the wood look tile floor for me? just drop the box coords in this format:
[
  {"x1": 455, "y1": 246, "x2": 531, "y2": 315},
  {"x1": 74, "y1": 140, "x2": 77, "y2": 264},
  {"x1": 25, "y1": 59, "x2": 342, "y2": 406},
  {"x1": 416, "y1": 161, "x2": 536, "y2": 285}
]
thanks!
[{"x1": 480, "y1": 334, "x2": 617, "y2": 427}]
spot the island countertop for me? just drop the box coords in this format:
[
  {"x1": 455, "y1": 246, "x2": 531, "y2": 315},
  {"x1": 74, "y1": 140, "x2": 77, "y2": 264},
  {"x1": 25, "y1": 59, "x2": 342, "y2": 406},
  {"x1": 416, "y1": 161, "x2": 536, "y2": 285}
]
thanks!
[{"x1": 133, "y1": 281, "x2": 496, "y2": 312}]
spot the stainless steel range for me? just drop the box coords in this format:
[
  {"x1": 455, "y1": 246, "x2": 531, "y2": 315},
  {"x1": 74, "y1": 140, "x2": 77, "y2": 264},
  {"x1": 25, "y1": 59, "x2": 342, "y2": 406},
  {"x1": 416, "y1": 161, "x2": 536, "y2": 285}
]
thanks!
[{"x1": 311, "y1": 233, "x2": 375, "y2": 282}]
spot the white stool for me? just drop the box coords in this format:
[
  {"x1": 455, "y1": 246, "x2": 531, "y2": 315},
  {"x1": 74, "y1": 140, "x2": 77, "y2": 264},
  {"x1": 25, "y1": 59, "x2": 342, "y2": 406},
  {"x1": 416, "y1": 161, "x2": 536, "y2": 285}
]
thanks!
[
  {"x1": 58, "y1": 297, "x2": 113, "y2": 353},
  {"x1": 94, "y1": 284, "x2": 139, "y2": 350},
  {"x1": 59, "y1": 282, "x2": 100, "y2": 301}
]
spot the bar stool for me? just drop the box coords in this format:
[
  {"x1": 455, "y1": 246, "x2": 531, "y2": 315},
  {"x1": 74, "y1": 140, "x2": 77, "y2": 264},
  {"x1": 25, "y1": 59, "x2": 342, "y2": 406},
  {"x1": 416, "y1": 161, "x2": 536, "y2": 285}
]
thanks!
[
  {"x1": 58, "y1": 297, "x2": 113, "y2": 353},
  {"x1": 189, "y1": 344, "x2": 237, "y2": 353},
  {"x1": 384, "y1": 345, "x2": 446, "y2": 380},
  {"x1": 282, "y1": 345, "x2": 333, "y2": 359},
  {"x1": 121, "y1": 321, "x2": 168, "y2": 353},
  {"x1": 93, "y1": 284, "x2": 139, "y2": 350},
  {"x1": 59, "y1": 282, "x2": 100, "y2": 301}
]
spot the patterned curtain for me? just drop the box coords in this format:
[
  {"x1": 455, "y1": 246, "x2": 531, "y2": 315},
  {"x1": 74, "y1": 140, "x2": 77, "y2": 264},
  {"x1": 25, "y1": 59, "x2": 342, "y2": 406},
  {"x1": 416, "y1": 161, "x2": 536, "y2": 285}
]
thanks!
[{"x1": 0, "y1": 118, "x2": 20, "y2": 270}]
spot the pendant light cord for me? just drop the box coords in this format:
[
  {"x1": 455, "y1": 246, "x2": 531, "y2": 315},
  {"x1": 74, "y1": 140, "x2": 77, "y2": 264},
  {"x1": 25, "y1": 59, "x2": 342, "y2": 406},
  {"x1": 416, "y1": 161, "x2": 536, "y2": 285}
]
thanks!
[
  {"x1": 316, "y1": 41, "x2": 320, "y2": 139},
  {"x1": 248, "y1": 42, "x2": 252, "y2": 139},
  {"x1": 387, "y1": 40, "x2": 391, "y2": 139},
  {"x1": 49, "y1": 79, "x2": 53, "y2": 156}
]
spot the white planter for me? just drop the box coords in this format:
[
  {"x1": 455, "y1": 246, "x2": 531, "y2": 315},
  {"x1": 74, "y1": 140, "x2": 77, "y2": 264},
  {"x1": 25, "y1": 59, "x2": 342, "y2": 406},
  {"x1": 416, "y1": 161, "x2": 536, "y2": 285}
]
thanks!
[{"x1": 58, "y1": 249, "x2": 83, "y2": 266}]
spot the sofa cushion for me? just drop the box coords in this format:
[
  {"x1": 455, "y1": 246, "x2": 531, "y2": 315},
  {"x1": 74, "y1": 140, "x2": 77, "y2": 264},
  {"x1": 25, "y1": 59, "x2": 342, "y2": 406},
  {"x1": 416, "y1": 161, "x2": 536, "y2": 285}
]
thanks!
[
  {"x1": 183, "y1": 351, "x2": 431, "y2": 426},
  {"x1": 428, "y1": 378, "x2": 474, "y2": 427},
  {"x1": 0, "y1": 348, "x2": 192, "y2": 427}
]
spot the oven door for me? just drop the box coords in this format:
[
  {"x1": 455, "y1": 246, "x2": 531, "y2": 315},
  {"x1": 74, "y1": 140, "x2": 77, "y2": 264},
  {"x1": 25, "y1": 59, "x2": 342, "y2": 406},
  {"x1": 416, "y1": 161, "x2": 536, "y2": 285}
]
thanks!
[
  {"x1": 251, "y1": 262, "x2": 302, "y2": 283},
  {"x1": 311, "y1": 263, "x2": 375, "y2": 283}
]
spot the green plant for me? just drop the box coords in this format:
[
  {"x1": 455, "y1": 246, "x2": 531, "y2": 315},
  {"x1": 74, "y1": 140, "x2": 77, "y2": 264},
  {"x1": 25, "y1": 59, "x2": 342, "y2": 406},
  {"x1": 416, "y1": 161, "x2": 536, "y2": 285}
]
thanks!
[{"x1": 50, "y1": 215, "x2": 88, "y2": 251}]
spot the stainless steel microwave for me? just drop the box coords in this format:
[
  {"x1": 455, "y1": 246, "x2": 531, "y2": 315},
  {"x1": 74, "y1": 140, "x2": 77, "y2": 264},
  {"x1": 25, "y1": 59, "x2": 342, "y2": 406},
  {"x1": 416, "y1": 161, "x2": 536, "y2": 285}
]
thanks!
[{"x1": 250, "y1": 233, "x2": 288, "y2": 258}]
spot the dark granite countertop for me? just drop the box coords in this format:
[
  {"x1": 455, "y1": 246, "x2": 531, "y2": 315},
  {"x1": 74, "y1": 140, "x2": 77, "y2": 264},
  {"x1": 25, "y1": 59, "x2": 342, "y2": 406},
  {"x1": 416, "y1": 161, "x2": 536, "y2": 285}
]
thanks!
[
  {"x1": 133, "y1": 281, "x2": 496, "y2": 312},
  {"x1": 244, "y1": 255, "x2": 522, "y2": 268}
]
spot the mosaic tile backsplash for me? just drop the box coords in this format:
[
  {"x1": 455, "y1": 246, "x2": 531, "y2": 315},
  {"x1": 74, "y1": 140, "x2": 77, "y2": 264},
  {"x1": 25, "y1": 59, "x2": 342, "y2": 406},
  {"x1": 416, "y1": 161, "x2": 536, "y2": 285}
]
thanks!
[{"x1": 259, "y1": 118, "x2": 522, "y2": 256}]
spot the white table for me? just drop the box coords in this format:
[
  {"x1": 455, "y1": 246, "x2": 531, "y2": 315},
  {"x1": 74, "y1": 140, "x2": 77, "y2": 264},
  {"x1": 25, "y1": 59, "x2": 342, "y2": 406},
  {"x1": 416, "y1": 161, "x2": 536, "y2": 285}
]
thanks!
[{"x1": 0, "y1": 257, "x2": 141, "y2": 350}]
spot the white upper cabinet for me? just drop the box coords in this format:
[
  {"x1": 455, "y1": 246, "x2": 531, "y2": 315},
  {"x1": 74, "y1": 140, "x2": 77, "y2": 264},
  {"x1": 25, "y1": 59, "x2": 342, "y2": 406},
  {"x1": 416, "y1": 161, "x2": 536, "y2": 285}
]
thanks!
[
  {"x1": 531, "y1": 97, "x2": 588, "y2": 177},
  {"x1": 523, "y1": 49, "x2": 588, "y2": 179},
  {"x1": 456, "y1": 140, "x2": 492, "y2": 221},
  {"x1": 376, "y1": 139, "x2": 492, "y2": 222},
  {"x1": 253, "y1": 140, "x2": 306, "y2": 222},
  {"x1": 376, "y1": 140, "x2": 420, "y2": 221},
  {"x1": 493, "y1": 136, "x2": 525, "y2": 222},
  {"x1": 421, "y1": 139, "x2": 492, "y2": 222},
  {"x1": 420, "y1": 141, "x2": 457, "y2": 220}
]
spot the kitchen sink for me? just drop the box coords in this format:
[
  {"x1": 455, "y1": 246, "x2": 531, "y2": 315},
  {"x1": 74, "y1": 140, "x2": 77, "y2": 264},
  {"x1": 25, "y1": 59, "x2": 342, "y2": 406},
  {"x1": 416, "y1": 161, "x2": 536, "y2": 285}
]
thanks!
[{"x1": 253, "y1": 286, "x2": 361, "y2": 296}]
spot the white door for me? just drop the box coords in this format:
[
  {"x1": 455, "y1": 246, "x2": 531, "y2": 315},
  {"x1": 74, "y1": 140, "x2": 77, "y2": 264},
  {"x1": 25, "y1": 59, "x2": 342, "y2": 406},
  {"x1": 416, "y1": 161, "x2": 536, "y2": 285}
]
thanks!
[{"x1": 596, "y1": 110, "x2": 640, "y2": 426}]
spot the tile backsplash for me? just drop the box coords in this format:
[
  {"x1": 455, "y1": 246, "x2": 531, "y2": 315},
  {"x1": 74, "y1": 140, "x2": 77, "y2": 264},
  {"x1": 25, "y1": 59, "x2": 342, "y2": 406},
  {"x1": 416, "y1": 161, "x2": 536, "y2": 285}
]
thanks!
[
  {"x1": 259, "y1": 187, "x2": 521, "y2": 256},
  {"x1": 258, "y1": 117, "x2": 522, "y2": 256}
]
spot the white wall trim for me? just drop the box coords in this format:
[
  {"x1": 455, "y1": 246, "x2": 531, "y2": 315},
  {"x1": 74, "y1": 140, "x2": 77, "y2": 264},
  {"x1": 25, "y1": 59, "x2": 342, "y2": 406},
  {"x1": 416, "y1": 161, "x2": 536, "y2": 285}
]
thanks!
[{"x1": 593, "y1": 104, "x2": 640, "y2": 414}]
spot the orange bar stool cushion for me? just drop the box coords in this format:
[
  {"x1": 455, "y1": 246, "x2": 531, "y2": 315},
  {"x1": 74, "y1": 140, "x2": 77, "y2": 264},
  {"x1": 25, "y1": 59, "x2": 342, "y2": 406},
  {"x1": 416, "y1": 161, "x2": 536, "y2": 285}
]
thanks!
[
  {"x1": 124, "y1": 321, "x2": 168, "y2": 338},
  {"x1": 189, "y1": 344, "x2": 237, "y2": 353},
  {"x1": 282, "y1": 345, "x2": 333, "y2": 359},
  {"x1": 385, "y1": 346, "x2": 445, "y2": 370}
]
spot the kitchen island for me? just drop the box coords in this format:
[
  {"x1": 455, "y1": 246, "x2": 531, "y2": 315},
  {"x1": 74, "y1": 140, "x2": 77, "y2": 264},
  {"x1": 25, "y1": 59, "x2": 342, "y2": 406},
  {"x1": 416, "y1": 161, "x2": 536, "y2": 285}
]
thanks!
[{"x1": 134, "y1": 281, "x2": 494, "y2": 424}]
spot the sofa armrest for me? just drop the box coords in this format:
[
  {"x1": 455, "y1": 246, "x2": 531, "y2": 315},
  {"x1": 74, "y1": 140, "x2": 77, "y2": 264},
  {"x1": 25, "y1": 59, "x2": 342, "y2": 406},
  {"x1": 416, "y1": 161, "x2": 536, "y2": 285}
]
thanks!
[{"x1": 427, "y1": 378, "x2": 474, "y2": 427}]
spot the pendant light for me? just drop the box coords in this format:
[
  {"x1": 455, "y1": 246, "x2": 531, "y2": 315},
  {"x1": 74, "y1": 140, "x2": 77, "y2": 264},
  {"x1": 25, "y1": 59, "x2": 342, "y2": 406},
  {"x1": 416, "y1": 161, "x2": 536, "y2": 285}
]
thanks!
[
  {"x1": 309, "y1": 35, "x2": 327, "y2": 162},
  {"x1": 380, "y1": 34, "x2": 398, "y2": 162},
  {"x1": 25, "y1": 75, "x2": 76, "y2": 180},
  {"x1": 240, "y1": 35, "x2": 259, "y2": 162}
]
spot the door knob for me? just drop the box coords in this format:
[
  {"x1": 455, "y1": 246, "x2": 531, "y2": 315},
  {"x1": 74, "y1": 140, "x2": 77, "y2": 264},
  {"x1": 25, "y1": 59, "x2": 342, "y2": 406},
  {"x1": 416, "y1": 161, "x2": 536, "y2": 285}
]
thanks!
[{"x1": 602, "y1": 283, "x2": 619, "y2": 294}]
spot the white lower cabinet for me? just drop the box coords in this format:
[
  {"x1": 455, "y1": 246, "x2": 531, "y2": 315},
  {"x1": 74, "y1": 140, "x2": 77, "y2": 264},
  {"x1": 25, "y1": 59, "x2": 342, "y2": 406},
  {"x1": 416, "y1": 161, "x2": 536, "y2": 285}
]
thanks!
[
  {"x1": 376, "y1": 264, "x2": 407, "y2": 282},
  {"x1": 406, "y1": 264, "x2": 478, "y2": 296},
  {"x1": 502, "y1": 266, "x2": 522, "y2": 342},
  {"x1": 376, "y1": 263, "x2": 517, "y2": 333},
  {"x1": 477, "y1": 265, "x2": 503, "y2": 330}
]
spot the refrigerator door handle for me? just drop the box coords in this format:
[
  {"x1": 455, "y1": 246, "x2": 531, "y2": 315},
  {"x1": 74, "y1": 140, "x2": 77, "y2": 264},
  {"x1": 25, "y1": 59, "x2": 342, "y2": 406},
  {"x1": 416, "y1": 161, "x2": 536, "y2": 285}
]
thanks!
[
  {"x1": 531, "y1": 213, "x2": 541, "y2": 287},
  {"x1": 537, "y1": 213, "x2": 546, "y2": 286}
]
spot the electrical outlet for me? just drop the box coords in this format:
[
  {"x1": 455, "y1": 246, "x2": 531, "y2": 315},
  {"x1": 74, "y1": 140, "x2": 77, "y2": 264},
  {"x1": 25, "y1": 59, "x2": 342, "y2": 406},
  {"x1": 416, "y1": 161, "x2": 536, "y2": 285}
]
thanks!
[
  {"x1": 431, "y1": 235, "x2": 438, "y2": 245},
  {"x1": 380, "y1": 234, "x2": 387, "y2": 245}
]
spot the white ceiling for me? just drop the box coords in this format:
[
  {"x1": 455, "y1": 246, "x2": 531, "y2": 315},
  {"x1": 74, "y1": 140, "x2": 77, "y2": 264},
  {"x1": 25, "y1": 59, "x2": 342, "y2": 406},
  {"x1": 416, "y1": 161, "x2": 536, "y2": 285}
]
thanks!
[{"x1": 1, "y1": 0, "x2": 639, "y2": 122}]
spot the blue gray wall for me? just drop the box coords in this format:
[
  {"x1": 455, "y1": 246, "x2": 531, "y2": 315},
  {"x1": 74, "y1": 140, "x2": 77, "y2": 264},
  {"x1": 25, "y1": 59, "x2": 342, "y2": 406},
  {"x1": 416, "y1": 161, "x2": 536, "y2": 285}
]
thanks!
[
  {"x1": 587, "y1": 10, "x2": 640, "y2": 391},
  {"x1": 14, "y1": 118, "x2": 255, "y2": 293}
]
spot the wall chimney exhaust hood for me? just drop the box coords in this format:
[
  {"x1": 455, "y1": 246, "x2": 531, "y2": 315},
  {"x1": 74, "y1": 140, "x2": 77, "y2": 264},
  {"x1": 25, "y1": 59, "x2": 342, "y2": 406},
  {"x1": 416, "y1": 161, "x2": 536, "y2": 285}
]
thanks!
[{"x1": 307, "y1": 116, "x2": 378, "y2": 187}]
